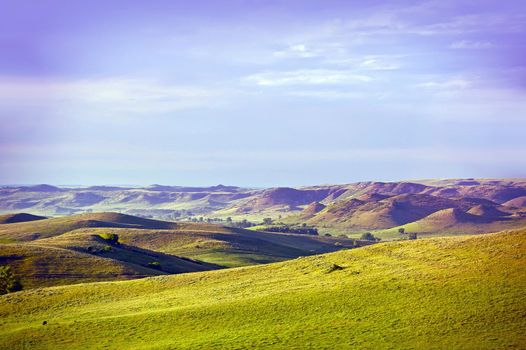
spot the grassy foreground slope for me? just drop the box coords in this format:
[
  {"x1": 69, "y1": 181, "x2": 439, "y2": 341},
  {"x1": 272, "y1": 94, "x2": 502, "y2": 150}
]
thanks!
[{"x1": 1, "y1": 229, "x2": 525, "y2": 349}]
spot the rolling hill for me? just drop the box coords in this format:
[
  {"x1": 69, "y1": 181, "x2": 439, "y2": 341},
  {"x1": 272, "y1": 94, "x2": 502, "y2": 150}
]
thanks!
[
  {"x1": 0, "y1": 212, "x2": 358, "y2": 288},
  {"x1": 1, "y1": 179, "x2": 525, "y2": 237},
  {"x1": 0, "y1": 213, "x2": 46, "y2": 224},
  {"x1": 1, "y1": 228, "x2": 524, "y2": 349},
  {"x1": 374, "y1": 207, "x2": 526, "y2": 239}
]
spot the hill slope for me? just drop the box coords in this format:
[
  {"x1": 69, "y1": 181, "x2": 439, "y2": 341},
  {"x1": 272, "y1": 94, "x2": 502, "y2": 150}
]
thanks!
[
  {"x1": 0, "y1": 213, "x2": 46, "y2": 224},
  {"x1": 0, "y1": 212, "x2": 357, "y2": 288},
  {"x1": 1, "y1": 228, "x2": 524, "y2": 349},
  {"x1": 375, "y1": 207, "x2": 526, "y2": 238},
  {"x1": 0, "y1": 243, "x2": 165, "y2": 289},
  {"x1": 0, "y1": 212, "x2": 179, "y2": 242}
]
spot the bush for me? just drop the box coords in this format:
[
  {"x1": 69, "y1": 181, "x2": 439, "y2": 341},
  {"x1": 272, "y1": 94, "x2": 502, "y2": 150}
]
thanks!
[
  {"x1": 408, "y1": 232, "x2": 418, "y2": 240},
  {"x1": 262, "y1": 218, "x2": 273, "y2": 225},
  {"x1": 99, "y1": 233, "x2": 119, "y2": 244},
  {"x1": 102, "y1": 246, "x2": 112, "y2": 252},
  {"x1": 360, "y1": 232, "x2": 378, "y2": 241},
  {"x1": 0, "y1": 266, "x2": 22, "y2": 295},
  {"x1": 148, "y1": 262, "x2": 162, "y2": 270},
  {"x1": 262, "y1": 224, "x2": 318, "y2": 235},
  {"x1": 327, "y1": 264, "x2": 344, "y2": 273}
]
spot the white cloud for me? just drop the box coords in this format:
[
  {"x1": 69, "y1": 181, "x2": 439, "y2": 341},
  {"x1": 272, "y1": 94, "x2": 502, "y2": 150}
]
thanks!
[
  {"x1": 450, "y1": 40, "x2": 494, "y2": 49},
  {"x1": 360, "y1": 58, "x2": 400, "y2": 70},
  {"x1": 243, "y1": 70, "x2": 373, "y2": 86},
  {"x1": 273, "y1": 44, "x2": 318, "y2": 58},
  {"x1": 286, "y1": 90, "x2": 367, "y2": 100},
  {"x1": 0, "y1": 77, "x2": 227, "y2": 113},
  {"x1": 416, "y1": 78, "x2": 471, "y2": 90}
]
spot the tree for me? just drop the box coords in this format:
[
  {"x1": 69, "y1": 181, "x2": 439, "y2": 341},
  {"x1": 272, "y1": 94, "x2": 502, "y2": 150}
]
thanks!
[
  {"x1": 360, "y1": 232, "x2": 377, "y2": 241},
  {"x1": 0, "y1": 266, "x2": 22, "y2": 295},
  {"x1": 408, "y1": 232, "x2": 418, "y2": 240},
  {"x1": 226, "y1": 217, "x2": 232, "y2": 224},
  {"x1": 398, "y1": 228, "x2": 405, "y2": 234},
  {"x1": 262, "y1": 217, "x2": 273, "y2": 225},
  {"x1": 99, "y1": 233, "x2": 119, "y2": 244}
]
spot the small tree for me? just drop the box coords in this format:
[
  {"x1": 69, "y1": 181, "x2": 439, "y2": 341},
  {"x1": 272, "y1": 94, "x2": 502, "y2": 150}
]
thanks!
[
  {"x1": 226, "y1": 217, "x2": 232, "y2": 224},
  {"x1": 99, "y1": 233, "x2": 119, "y2": 244},
  {"x1": 408, "y1": 232, "x2": 418, "y2": 240},
  {"x1": 360, "y1": 232, "x2": 377, "y2": 241},
  {"x1": 398, "y1": 228, "x2": 405, "y2": 234},
  {"x1": 262, "y1": 217, "x2": 273, "y2": 225},
  {"x1": 0, "y1": 266, "x2": 22, "y2": 295}
]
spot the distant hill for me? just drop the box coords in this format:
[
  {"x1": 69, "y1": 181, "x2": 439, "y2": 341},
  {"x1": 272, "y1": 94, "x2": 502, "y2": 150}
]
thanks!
[
  {"x1": 1, "y1": 228, "x2": 524, "y2": 349},
  {"x1": 502, "y1": 196, "x2": 526, "y2": 208},
  {"x1": 0, "y1": 213, "x2": 46, "y2": 224},
  {"x1": 1, "y1": 179, "x2": 525, "y2": 236},
  {"x1": 297, "y1": 201, "x2": 326, "y2": 220},
  {"x1": 0, "y1": 212, "x2": 180, "y2": 242},
  {"x1": 375, "y1": 206, "x2": 526, "y2": 238}
]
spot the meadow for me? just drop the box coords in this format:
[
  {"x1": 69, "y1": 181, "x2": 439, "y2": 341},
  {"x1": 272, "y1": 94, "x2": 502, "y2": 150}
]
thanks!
[{"x1": 1, "y1": 228, "x2": 524, "y2": 349}]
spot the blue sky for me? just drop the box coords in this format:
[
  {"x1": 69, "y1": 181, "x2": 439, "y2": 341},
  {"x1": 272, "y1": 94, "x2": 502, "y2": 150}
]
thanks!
[{"x1": 1, "y1": 0, "x2": 525, "y2": 186}]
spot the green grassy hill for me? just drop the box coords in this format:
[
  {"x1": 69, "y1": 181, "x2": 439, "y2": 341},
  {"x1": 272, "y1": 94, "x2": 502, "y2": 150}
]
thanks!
[
  {"x1": 0, "y1": 213, "x2": 356, "y2": 288},
  {"x1": 0, "y1": 212, "x2": 180, "y2": 243},
  {"x1": 59, "y1": 224, "x2": 356, "y2": 268},
  {"x1": 374, "y1": 208, "x2": 526, "y2": 239},
  {"x1": 0, "y1": 213, "x2": 46, "y2": 224},
  {"x1": 0, "y1": 243, "x2": 163, "y2": 289},
  {"x1": 1, "y1": 228, "x2": 524, "y2": 349}
]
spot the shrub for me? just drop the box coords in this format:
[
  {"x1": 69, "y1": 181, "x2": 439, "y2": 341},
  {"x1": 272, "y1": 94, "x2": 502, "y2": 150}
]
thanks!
[
  {"x1": 99, "y1": 233, "x2": 119, "y2": 244},
  {"x1": 262, "y1": 225, "x2": 318, "y2": 235},
  {"x1": 262, "y1": 218, "x2": 273, "y2": 225},
  {"x1": 408, "y1": 232, "x2": 418, "y2": 240},
  {"x1": 102, "y1": 246, "x2": 112, "y2": 252},
  {"x1": 360, "y1": 232, "x2": 377, "y2": 241},
  {"x1": 0, "y1": 265, "x2": 22, "y2": 295},
  {"x1": 327, "y1": 264, "x2": 344, "y2": 273},
  {"x1": 398, "y1": 228, "x2": 405, "y2": 234},
  {"x1": 148, "y1": 262, "x2": 162, "y2": 270}
]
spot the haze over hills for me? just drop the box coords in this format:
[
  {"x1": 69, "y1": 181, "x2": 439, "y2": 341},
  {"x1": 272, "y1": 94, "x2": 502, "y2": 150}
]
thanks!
[{"x1": 1, "y1": 179, "x2": 525, "y2": 238}]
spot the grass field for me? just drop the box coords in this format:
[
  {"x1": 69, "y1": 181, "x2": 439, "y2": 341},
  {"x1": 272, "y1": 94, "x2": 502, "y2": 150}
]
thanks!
[
  {"x1": 0, "y1": 212, "x2": 357, "y2": 289},
  {"x1": 1, "y1": 228, "x2": 524, "y2": 349}
]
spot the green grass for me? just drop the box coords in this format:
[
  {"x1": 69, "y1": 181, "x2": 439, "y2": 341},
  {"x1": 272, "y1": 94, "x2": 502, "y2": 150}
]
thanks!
[
  {"x1": 373, "y1": 213, "x2": 526, "y2": 240},
  {"x1": 0, "y1": 212, "x2": 357, "y2": 289},
  {"x1": 68, "y1": 225, "x2": 356, "y2": 268},
  {"x1": 0, "y1": 212, "x2": 179, "y2": 242},
  {"x1": 0, "y1": 243, "x2": 160, "y2": 289},
  {"x1": 1, "y1": 228, "x2": 524, "y2": 349}
]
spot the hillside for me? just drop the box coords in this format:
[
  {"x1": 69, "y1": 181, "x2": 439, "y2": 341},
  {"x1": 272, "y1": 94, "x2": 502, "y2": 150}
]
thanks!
[
  {"x1": 1, "y1": 229, "x2": 524, "y2": 349},
  {"x1": 1, "y1": 179, "x2": 525, "y2": 236},
  {"x1": 375, "y1": 207, "x2": 526, "y2": 239},
  {"x1": 0, "y1": 212, "x2": 179, "y2": 242},
  {"x1": 48, "y1": 224, "x2": 357, "y2": 268},
  {"x1": 0, "y1": 212, "x2": 357, "y2": 287},
  {"x1": 0, "y1": 213, "x2": 46, "y2": 224},
  {"x1": 303, "y1": 193, "x2": 515, "y2": 232},
  {"x1": 0, "y1": 243, "x2": 166, "y2": 289}
]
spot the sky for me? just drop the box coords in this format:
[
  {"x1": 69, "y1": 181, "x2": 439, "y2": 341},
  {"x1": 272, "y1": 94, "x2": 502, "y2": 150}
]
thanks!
[{"x1": 1, "y1": 0, "x2": 525, "y2": 187}]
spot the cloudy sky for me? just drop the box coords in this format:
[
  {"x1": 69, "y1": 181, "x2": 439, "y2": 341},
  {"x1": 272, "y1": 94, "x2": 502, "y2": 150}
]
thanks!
[{"x1": 1, "y1": 0, "x2": 525, "y2": 186}]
